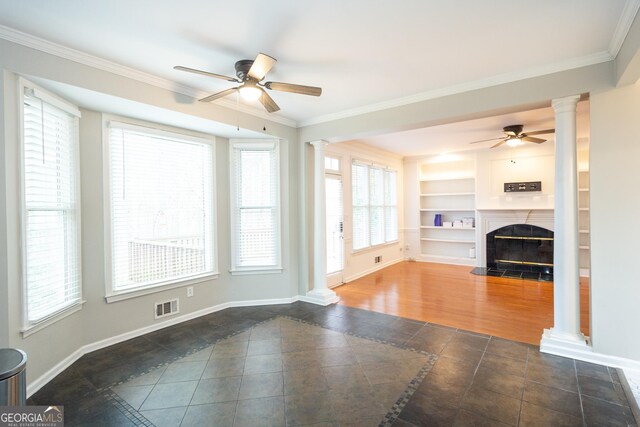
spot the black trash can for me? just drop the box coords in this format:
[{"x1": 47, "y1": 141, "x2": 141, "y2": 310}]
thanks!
[{"x1": 0, "y1": 348, "x2": 27, "y2": 406}]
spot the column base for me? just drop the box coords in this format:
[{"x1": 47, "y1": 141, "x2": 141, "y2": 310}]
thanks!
[
  {"x1": 540, "y1": 328, "x2": 592, "y2": 359},
  {"x1": 301, "y1": 288, "x2": 339, "y2": 306}
]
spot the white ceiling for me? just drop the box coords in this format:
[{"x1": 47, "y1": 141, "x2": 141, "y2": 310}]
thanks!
[
  {"x1": 0, "y1": 0, "x2": 635, "y2": 127},
  {"x1": 352, "y1": 101, "x2": 590, "y2": 157}
]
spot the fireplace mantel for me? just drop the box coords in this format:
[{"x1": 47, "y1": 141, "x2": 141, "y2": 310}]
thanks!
[{"x1": 476, "y1": 209, "x2": 554, "y2": 267}]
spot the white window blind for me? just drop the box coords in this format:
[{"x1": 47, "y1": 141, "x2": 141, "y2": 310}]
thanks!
[
  {"x1": 351, "y1": 163, "x2": 370, "y2": 251},
  {"x1": 351, "y1": 161, "x2": 398, "y2": 251},
  {"x1": 21, "y1": 85, "x2": 81, "y2": 325},
  {"x1": 107, "y1": 122, "x2": 215, "y2": 293},
  {"x1": 384, "y1": 170, "x2": 398, "y2": 242},
  {"x1": 230, "y1": 141, "x2": 281, "y2": 270}
]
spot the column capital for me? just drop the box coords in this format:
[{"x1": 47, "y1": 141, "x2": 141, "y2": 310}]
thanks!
[
  {"x1": 552, "y1": 95, "x2": 581, "y2": 114},
  {"x1": 309, "y1": 140, "x2": 329, "y2": 150}
]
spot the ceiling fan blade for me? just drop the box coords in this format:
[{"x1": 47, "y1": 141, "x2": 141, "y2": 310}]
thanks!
[
  {"x1": 491, "y1": 140, "x2": 506, "y2": 149},
  {"x1": 259, "y1": 88, "x2": 280, "y2": 113},
  {"x1": 264, "y1": 81, "x2": 322, "y2": 97},
  {"x1": 523, "y1": 128, "x2": 555, "y2": 136},
  {"x1": 469, "y1": 137, "x2": 503, "y2": 144},
  {"x1": 522, "y1": 136, "x2": 546, "y2": 143},
  {"x1": 174, "y1": 66, "x2": 239, "y2": 82},
  {"x1": 248, "y1": 53, "x2": 277, "y2": 81},
  {"x1": 199, "y1": 87, "x2": 238, "y2": 102}
]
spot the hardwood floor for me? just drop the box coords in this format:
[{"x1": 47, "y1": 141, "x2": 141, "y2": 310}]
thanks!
[{"x1": 334, "y1": 261, "x2": 590, "y2": 345}]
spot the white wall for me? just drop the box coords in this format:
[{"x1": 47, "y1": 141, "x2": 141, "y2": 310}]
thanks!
[
  {"x1": 590, "y1": 80, "x2": 640, "y2": 361},
  {"x1": 325, "y1": 141, "x2": 405, "y2": 283},
  {"x1": 0, "y1": 39, "x2": 301, "y2": 389},
  {"x1": 476, "y1": 143, "x2": 556, "y2": 210}
]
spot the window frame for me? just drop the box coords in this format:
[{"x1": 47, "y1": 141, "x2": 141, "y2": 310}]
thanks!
[
  {"x1": 18, "y1": 78, "x2": 84, "y2": 336},
  {"x1": 351, "y1": 159, "x2": 399, "y2": 253},
  {"x1": 229, "y1": 139, "x2": 282, "y2": 274},
  {"x1": 102, "y1": 116, "x2": 218, "y2": 303}
]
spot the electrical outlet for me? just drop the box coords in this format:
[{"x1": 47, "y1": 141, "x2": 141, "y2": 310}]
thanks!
[{"x1": 187, "y1": 287, "x2": 194, "y2": 297}]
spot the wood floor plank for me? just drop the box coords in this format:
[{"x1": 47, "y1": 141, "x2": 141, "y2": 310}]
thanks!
[{"x1": 334, "y1": 261, "x2": 590, "y2": 345}]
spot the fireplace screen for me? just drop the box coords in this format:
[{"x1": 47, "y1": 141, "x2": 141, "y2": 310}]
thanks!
[{"x1": 486, "y1": 224, "x2": 553, "y2": 274}]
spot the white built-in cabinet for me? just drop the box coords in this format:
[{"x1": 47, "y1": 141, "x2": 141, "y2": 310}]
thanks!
[
  {"x1": 418, "y1": 157, "x2": 477, "y2": 266},
  {"x1": 578, "y1": 170, "x2": 590, "y2": 273}
]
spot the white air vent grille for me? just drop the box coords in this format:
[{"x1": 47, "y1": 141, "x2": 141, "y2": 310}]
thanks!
[{"x1": 155, "y1": 298, "x2": 179, "y2": 319}]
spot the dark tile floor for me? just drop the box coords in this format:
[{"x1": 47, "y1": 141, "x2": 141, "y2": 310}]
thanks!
[{"x1": 29, "y1": 302, "x2": 637, "y2": 426}]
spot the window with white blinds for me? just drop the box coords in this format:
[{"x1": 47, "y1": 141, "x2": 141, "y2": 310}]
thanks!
[
  {"x1": 351, "y1": 162, "x2": 398, "y2": 251},
  {"x1": 106, "y1": 121, "x2": 215, "y2": 295},
  {"x1": 230, "y1": 140, "x2": 281, "y2": 271},
  {"x1": 21, "y1": 83, "x2": 82, "y2": 327}
]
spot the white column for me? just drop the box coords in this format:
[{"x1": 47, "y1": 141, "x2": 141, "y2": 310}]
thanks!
[
  {"x1": 541, "y1": 95, "x2": 590, "y2": 356},
  {"x1": 304, "y1": 140, "x2": 339, "y2": 305}
]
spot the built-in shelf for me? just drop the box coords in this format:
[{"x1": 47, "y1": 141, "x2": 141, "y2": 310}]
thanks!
[
  {"x1": 578, "y1": 208, "x2": 590, "y2": 211},
  {"x1": 421, "y1": 226, "x2": 475, "y2": 230},
  {"x1": 420, "y1": 208, "x2": 475, "y2": 212},
  {"x1": 419, "y1": 176, "x2": 474, "y2": 182},
  {"x1": 420, "y1": 192, "x2": 475, "y2": 197},
  {"x1": 420, "y1": 238, "x2": 475, "y2": 244},
  {"x1": 419, "y1": 170, "x2": 476, "y2": 267},
  {"x1": 579, "y1": 229, "x2": 589, "y2": 234},
  {"x1": 579, "y1": 245, "x2": 590, "y2": 250},
  {"x1": 578, "y1": 188, "x2": 589, "y2": 192}
]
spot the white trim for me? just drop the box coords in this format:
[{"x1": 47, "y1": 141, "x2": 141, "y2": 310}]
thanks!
[
  {"x1": 540, "y1": 332, "x2": 640, "y2": 372},
  {"x1": 416, "y1": 255, "x2": 477, "y2": 267},
  {"x1": 21, "y1": 301, "x2": 85, "y2": 338},
  {"x1": 301, "y1": 289, "x2": 340, "y2": 306},
  {"x1": 0, "y1": 24, "x2": 297, "y2": 128},
  {"x1": 229, "y1": 268, "x2": 284, "y2": 276},
  {"x1": 26, "y1": 295, "x2": 301, "y2": 397},
  {"x1": 609, "y1": 0, "x2": 640, "y2": 57},
  {"x1": 341, "y1": 257, "x2": 404, "y2": 284},
  {"x1": 105, "y1": 273, "x2": 220, "y2": 303},
  {"x1": 299, "y1": 51, "x2": 613, "y2": 127}
]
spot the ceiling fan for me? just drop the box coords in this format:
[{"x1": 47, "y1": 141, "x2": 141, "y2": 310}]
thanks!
[
  {"x1": 174, "y1": 53, "x2": 322, "y2": 113},
  {"x1": 469, "y1": 125, "x2": 555, "y2": 148}
]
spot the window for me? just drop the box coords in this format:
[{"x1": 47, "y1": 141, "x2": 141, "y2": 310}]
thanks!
[
  {"x1": 230, "y1": 140, "x2": 281, "y2": 272},
  {"x1": 352, "y1": 161, "x2": 398, "y2": 251},
  {"x1": 325, "y1": 156, "x2": 340, "y2": 172},
  {"x1": 106, "y1": 121, "x2": 216, "y2": 299},
  {"x1": 20, "y1": 81, "x2": 82, "y2": 329}
]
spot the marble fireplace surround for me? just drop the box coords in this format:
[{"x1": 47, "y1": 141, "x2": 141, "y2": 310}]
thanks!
[{"x1": 476, "y1": 209, "x2": 554, "y2": 268}]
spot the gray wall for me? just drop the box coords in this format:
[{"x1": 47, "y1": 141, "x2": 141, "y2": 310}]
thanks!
[{"x1": 0, "y1": 39, "x2": 301, "y2": 385}]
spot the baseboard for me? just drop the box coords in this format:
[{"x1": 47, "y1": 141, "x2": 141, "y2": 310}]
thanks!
[
  {"x1": 26, "y1": 296, "x2": 300, "y2": 397},
  {"x1": 342, "y1": 257, "x2": 403, "y2": 283},
  {"x1": 540, "y1": 339, "x2": 640, "y2": 372}
]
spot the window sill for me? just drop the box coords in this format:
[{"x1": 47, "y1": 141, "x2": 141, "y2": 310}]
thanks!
[
  {"x1": 229, "y1": 267, "x2": 283, "y2": 276},
  {"x1": 105, "y1": 272, "x2": 219, "y2": 303},
  {"x1": 352, "y1": 240, "x2": 400, "y2": 255},
  {"x1": 22, "y1": 300, "x2": 85, "y2": 338}
]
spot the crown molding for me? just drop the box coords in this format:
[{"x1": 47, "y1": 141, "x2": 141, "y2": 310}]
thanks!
[
  {"x1": 0, "y1": 24, "x2": 297, "y2": 128},
  {"x1": 608, "y1": 0, "x2": 640, "y2": 57},
  {"x1": 299, "y1": 51, "x2": 613, "y2": 128}
]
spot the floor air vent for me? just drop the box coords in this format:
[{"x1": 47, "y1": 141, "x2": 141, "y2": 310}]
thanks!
[{"x1": 155, "y1": 299, "x2": 179, "y2": 319}]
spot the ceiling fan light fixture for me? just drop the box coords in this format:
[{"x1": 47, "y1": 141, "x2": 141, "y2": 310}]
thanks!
[
  {"x1": 506, "y1": 138, "x2": 524, "y2": 147},
  {"x1": 239, "y1": 83, "x2": 262, "y2": 101}
]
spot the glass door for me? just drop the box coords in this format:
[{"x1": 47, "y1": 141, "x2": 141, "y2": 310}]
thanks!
[{"x1": 326, "y1": 174, "x2": 344, "y2": 286}]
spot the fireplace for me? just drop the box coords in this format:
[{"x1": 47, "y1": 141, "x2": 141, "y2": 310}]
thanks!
[{"x1": 486, "y1": 224, "x2": 553, "y2": 279}]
